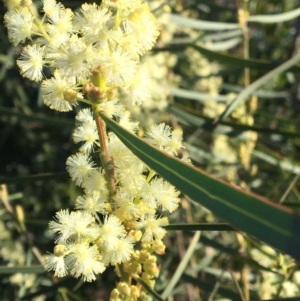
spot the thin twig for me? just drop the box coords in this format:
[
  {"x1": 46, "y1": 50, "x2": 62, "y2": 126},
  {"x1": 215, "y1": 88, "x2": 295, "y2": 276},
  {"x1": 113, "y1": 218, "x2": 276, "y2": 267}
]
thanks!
[
  {"x1": 227, "y1": 267, "x2": 246, "y2": 301},
  {"x1": 94, "y1": 112, "x2": 115, "y2": 195}
]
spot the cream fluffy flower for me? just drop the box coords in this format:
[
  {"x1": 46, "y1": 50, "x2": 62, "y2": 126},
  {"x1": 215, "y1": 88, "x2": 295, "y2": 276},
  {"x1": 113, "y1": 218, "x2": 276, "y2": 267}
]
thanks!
[
  {"x1": 4, "y1": 8, "x2": 34, "y2": 45},
  {"x1": 44, "y1": 254, "x2": 68, "y2": 277},
  {"x1": 66, "y1": 242, "x2": 105, "y2": 282},
  {"x1": 41, "y1": 70, "x2": 78, "y2": 112},
  {"x1": 66, "y1": 153, "x2": 95, "y2": 186},
  {"x1": 49, "y1": 210, "x2": 98, "y2": 243},
  {"x1": 17, "y1": 44, "x2": 45, "y2": 82}
]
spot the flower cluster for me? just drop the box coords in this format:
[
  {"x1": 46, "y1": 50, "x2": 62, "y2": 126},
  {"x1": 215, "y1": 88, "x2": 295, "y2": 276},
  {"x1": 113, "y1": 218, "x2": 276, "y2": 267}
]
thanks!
[
  {"x1": 5, "y1": 0, "x2": 185, "y2": 299},
  {"x1": 45, "y1": 107, "x2": 182, "y2": 286},
  {"x1": 4, "y1": 0, "x2": 159, "y2": 110}
]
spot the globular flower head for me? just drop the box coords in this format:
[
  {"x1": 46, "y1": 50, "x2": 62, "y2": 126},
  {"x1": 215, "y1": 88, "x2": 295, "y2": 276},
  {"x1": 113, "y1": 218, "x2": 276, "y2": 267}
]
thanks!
[
  {"x1": 135, "y1": 214, "x2": 169, "y2": 242},
  {"x1": 45, "y1": 3, "x2": 74, "y2": 36},
  {"x1": 97, "y1": 48, "x2": 137, "y2": 87},
  {"x1": 74, "y1": 3, "x2": 111, "y2": 43},
  {"x1": 123, "y1": 3, "x2": 160, "y2": 56},
  {"x1": 4, "y1": 8, "x2": 34, "y2": 45},
  {"x1": 75, "y1": 108, "x2": 94, "y2": 125},
  {"x1": 43, "y1": 0, "x2": 64, "y2": 18},
  {"x1": 118, "y1": 111, "x2": 139, "y2": 133},
  {"x1": 72, "y1": 122, "x2": 98, "y2": 155},
  {"x1": 103, "y1": 236, "x2": 134, "y2": 265},
  {"x1": 82, "y1": 169, "x2": 108, "y2": 196},
  {"x1": 66, "y1": 153, "x2": 95, "y2": 187},
  {"x1": 48, "y1": 35, "x2": 92, "y2": 80},
  {"x1": 97, "y1": 215, "x2": 126, "y2": 251},
  {"x1": 41, "y1": 70, "x2": 79, "y2": 112},
  {"x1": 75, "y1": 191, "x2": 109, "y2": 215},
  {"x1": 49, "y1": 209, "x2": 99, "y2": 243},
  {"x1": 66, "y1": 242, "x2": 105, "y2": 282},
  {"x1": 44, "y1": 253, "x2": 68, "y2": 277},
  {"x1": 17, "y1": 44, "x2": 46, "y2": 82},
  {"x1": 146, "y1": 123, "x2": 183, "y2": 155},
  {"x1": 140, "y1": 178, "x2": 180, "y2": 213},
  {"x1": 112, "y1": 189, "x2": 140, "y2": 221},
  {"x1": 123, "y1": 63, "x2": 153, "y2": 105}
]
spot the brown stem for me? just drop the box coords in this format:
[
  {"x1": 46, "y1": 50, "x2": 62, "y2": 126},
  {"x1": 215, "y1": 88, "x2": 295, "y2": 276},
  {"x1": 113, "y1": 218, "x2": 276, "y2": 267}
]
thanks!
[{"x1": 94, "y1": 112, "x2": 115, "y2": 195}]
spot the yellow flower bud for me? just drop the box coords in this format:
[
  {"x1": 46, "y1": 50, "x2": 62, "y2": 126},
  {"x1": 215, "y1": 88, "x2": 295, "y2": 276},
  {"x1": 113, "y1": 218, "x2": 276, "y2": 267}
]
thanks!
[
  {"x1": 53, "y1": 244, "x2": 66, "y2": 257},
  {"x1": 147, "y1": 255, "x2": 157, "y2": 264},
  {"x1": 153, "y1": 240, "x2": 166, "y2": 255},
  {"x1": 138, "y1": 291, "x2": 149, "y2": 301},
  {"x1": 144, "y1": 261, "x2": 159, "y2": 278},
  {"x1": 141, "y1": 273, "x2": 155, "y2": 289},
  {"x1": 110, "y1": 288, "x2": 119, "y2": 300},
  {"x1": 128, "y1": 229, "x2": 142, "y2": 242},
  {"x1": 117, "y1": 282, "x2": 131, "y2": 296},
  {"x1": 63, "y1": 89, "x2": 77, "y2": 104},
  {"x1": 15, "y1": 204, "x2": 25, "y2": 225},
  {"x1": 139, "y1": 250, "x2": 150, "y2": 262},
  {"x1": 130, "y1": 285, "x2": 140, "y2": 299},
  {"x1": 88, "y1": 86, "x2": 107, "y2": 104},
  {"x1": 131, "y1": 250, "x2": 140, "y2": 261},
  {"x1": 21, "y1": 0, "x2": 32, "y2": 7},
  {"x1": 124, "y1": 261, "x2": 142, "y2": 275}
]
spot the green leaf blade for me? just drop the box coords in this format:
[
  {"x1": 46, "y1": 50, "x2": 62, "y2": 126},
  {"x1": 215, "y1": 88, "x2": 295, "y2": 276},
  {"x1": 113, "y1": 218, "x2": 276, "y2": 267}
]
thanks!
[
  {"x1": 215, "y1": 51, "x2": 300, "y2": 122},
  {"x1": 188, "y1": 44, "x2": 300, "y2": 72},
  {"x1": 248, "y1": 7, "x2": 300, "y2": 23},
  {"x1": 101, "y1": 114, "x2": 300, "y2": 261},
  {"x1": 169, "y1": 14, "x2": 240, "y2": 30}
]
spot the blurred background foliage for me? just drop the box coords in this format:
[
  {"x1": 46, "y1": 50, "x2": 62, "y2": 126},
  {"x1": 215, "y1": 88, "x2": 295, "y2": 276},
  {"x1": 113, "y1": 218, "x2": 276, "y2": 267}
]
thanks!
[{"x1": 1, "y1": 0, "x2": 300, "y2": 300}]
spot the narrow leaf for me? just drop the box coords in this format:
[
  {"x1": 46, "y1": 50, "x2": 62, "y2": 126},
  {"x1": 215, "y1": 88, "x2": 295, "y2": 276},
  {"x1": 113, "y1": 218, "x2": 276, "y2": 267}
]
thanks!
[
  {"x1": 215, "y1": 51, "x2": 300, "y2": 123},
  {"x1": 201, "y1": 29, "x2": 243, "y2": 42},
  {"x1": 203, "y1": 37, "x2": 242, "y2": 51},
  {"x1": 188, "y1": 44, "x2": 300, "y2": 72},
  {"x1": 170, "y1": 105, "x2": 300, "y2": 139},
  {"x1": 169, "y1": 87, "x2": 228, "y2": 102},
  {"x1": 221, "y1": 83, "x2": 290, "y2": 99},
  {"x1": 0, "y1": 172, "x2": 69, "y2": 185},
  {"x1": 100, "y1": 113, "x2": 300, "y2": 261},
  {"x1": 249, "y1": 7, "x2": 300, "y2": 23},
  {"x1": 169, "y1": 14, "x2": 240, "y2": 30},
  {"x1": 133, "y1": 275, "x2": 165, "y2": 301},
  {"x1": 252, "y1": 150, "x2": 300, "y2": 175},
  {"x1": 162, "y1": 232, "x2": 201, "y2": 299},
  {"x1": 0, "y1": 266, "x2": 45, "y2": 274},
  {"x1": 0, "y1": 105, "x2": 74, "y2": 127}
]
